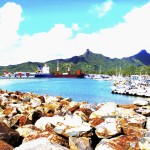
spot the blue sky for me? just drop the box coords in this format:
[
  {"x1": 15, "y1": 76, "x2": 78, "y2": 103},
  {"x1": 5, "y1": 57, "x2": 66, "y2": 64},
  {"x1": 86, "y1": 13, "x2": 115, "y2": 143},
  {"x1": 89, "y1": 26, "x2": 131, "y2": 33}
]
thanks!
[{"x1": 0, "y1": 0, "x2": 150, "y2": 65}]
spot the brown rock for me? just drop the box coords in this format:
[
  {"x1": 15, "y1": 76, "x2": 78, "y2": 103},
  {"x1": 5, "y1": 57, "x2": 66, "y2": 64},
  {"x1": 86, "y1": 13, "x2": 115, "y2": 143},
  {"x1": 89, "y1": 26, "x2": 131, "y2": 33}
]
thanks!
[
  {"x1": 118, "y1": 104, "x2": 139, "y2": 110},
  {"x1": 0, "y1": 122, "x2": 20, "y2": 145},
  {"x1": 123, "y1": 126, "x2": 147, "y2": 138},
  {"x1": 13, "y1": 91, "x2": 22, "y2": 96},
  {"x1": 23, "y1": 130, "x2": 69, "y2": 148},
  {"x1": 89, "y1": 118, "x2": 104, "y2": 127},
  {"x1": 0, "y1": 140, "x2": 14, "y2": 150},
  {"x1": 44, "y1": 113, "x2": 55, "y2": 117},
  {"x1": 0, "y1": 89, "x2": 5, "y2": 94},
  {"x1": 32, "y1": 110, "x2": 43, "y2": 124},
  {"x1": 19, "y1": 116, "x2": 32, "y2": 126},
  {"x1": 3, "y1": 107, "x2": 14, "y2": 116},
  {"x1": 38, "y1": 96, "x2": 45, "y2": 103},
  {"x1": 44, "y1": 102, "x2": 61, "y2": 114},
  {"x1": 95, "y1": 118, "x2": 121, "y2": 138},
  {"x1": 68, "y1": 105, "x2": 79, "y2": 113},
  {"x1": 75, "y1": 108, "x2": 92, "y2": 117},
  {"x1": 111, "y1": 135, "x2": 140, "y2": 150},
  {"x1": 56, "y1": 96, "x2": 63, "y2": 100},
  {"x1": 16, "y1": 124, "x2": 41, "y2": 138},
  {"x1": 10, "y1": 94, "x2": 18, "y2": 100},
  {"x1": 120, "y1": 118, "x2": 147, "y2": 137},
  {"x1": 120, "y1": 113, "x2": 146, "y2": 128},
  {"x1": 95, "y1": 135, "x2": 140, "y2": 150},
  {"x1": 59, "y1": 100, "x2": 70, "y2": 106},
  {"x1": 67, "y1": 102, "x2": 80, "y2": 113},
  {"x1": 9, "y1": 114, "x2": 23, "y2": 127}
]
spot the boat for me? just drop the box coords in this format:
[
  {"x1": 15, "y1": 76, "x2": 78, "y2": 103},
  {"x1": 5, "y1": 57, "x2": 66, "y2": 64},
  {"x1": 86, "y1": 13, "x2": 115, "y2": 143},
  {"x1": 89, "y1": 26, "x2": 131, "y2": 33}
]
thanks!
[
  {"x1": 92, "y1": 74, "x2": 112, "y2": 81},
  {"x1": 34, "y1": 63, "x2": 85, "y2": 78},
  {"x1": 111, "y1": 74, "x2": 150, "y2": 97},
  {"x1": 0, "y1": 70, "x2": 12, "y2": 79},
  {"x1": 90, "y1": 65, "x2": 112, "y2": 81},
  {"x1": 53, "y1": 70, "x2": 85, "y2": 78},
  {"x1": 34, "y1": 64, "x2": 53, "y2": 78}
]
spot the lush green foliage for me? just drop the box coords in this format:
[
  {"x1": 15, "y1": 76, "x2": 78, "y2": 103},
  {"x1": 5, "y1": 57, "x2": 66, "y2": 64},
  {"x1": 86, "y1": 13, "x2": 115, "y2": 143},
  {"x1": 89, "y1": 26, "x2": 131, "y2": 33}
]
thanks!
[{"x1": 1, "y1": 49, "x2": 150, "y2": 76}]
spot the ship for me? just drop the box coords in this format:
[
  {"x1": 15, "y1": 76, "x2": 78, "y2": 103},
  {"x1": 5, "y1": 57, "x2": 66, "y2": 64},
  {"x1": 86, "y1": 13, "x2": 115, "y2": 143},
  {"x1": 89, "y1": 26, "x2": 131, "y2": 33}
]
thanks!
[
  {"x1": 34, "y1": 63, "x2": 85, "y2": 78},
  {"x1": 34, "y1": 64, "x2": 53, "y2": 78}
]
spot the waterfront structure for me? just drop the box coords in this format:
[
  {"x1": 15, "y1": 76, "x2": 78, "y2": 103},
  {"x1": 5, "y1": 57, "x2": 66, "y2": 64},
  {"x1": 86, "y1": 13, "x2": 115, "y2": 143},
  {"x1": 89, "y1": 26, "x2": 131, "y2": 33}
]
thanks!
[
  {"x1": 112, "y1": 75, "x2": 150, "y2": 97},
  {"x1": 14, "y1": 72, "x2": 35, "y2": 78}
]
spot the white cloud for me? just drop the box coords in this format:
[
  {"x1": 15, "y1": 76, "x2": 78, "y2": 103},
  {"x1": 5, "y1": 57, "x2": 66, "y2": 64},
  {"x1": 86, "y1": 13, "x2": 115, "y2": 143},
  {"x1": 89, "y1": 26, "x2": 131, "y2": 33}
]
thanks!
[
  {"x1": 13, "y1": 24, "x2": 74, "y2": 63},
  {"x1": 91, "y1": 0, "x2": 113, "y2": 18},
  {"x1": 0, "y1": 2, "x2": 150, "y2": 66},
  {"x1": 0, "y1": 2, "x2": 23, "y2": 51},
  {"x1": 72, "y1": 1, "x2": 150, "y2": 58},
  {"x1": 71, "y1": 23, "x2": 80, "y2": 31}
]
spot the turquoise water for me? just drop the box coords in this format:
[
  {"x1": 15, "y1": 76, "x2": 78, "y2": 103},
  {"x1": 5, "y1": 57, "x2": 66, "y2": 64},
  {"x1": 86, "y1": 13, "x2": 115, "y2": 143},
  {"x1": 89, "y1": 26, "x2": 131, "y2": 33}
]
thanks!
[{"x1": 0, "y1": 78, "x2": 148, "y2": 104}]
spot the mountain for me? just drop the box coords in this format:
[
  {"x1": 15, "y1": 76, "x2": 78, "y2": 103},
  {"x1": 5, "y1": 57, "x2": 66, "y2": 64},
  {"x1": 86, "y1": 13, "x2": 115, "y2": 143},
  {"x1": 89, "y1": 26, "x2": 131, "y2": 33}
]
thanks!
[
  {"x1": 127, "y1": 49, "x2": 150, "y2": 65},
  {"x1": 46, "y1": 49, "x2": 145, "y2": 74},
  {"x1": 1, "y1": 49, "x2": 150, "y2": 75}
]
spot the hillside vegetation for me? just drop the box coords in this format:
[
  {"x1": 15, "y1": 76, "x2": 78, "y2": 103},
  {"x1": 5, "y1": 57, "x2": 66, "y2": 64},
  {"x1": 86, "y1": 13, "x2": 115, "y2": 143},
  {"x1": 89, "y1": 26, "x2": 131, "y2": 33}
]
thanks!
[{"x1": 1, "y1": 49, "x2": 150, "y2": 76}]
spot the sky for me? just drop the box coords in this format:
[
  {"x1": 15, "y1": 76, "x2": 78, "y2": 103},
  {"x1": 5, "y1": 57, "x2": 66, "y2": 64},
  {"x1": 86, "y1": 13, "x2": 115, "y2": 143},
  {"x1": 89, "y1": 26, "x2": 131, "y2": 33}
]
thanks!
[{"x1": 0, "y1": 0, "x2": 150, "y2": 66}]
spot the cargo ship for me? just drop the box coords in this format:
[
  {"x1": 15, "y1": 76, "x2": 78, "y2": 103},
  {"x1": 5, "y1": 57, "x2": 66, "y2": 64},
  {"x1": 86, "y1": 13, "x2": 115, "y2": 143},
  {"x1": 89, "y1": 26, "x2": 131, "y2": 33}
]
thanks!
[
  {"x1": 34, "y1": 64, "x2": 53, "y2": 78},
  {"x1": 34, "y1": 63, "x2": 85, "y2": 78}
]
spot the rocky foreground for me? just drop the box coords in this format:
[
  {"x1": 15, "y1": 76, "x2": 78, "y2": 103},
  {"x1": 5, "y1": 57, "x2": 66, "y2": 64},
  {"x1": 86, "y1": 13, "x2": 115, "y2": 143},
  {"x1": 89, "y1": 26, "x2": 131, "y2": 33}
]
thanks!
[{"x1": 0, "y1": 89, "x2": 150, "y2": 150}]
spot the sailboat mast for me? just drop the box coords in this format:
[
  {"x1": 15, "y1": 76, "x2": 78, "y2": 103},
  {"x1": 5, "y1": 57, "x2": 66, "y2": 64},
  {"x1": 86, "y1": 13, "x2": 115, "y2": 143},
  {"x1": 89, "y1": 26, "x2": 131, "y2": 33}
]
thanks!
[
  {"x1": 68, "y1": 64, "x2": 71, "y2": 75},
  {"x1": 56, "y1": 60, "x2": 59, "y2": 75},
  {"x1": 116, "y1": 67, "x2": 118, "y2": 77}
]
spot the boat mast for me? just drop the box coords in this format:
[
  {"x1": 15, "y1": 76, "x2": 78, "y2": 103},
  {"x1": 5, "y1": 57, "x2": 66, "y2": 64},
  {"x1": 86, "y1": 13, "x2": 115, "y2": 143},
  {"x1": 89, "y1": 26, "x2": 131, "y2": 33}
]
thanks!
[
  {"x1": 119, "y1": 67, "x2": 122, "y2": 77},
  {"x1": 116, "y1": 66, "x2": 118, "y2": 77},
  {"x1": 56, "y1": 60, "x2": 60, "y2": 75},
  {"x1": 68, "y1": 64, "x2": 71, "y2": 75}
]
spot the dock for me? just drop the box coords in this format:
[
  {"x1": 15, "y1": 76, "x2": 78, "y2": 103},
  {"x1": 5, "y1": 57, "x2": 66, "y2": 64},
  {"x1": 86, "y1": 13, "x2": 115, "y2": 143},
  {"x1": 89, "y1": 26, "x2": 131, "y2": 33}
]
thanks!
[{"x1": 112, "y1": 88, "x2": 150, "y2": 98}]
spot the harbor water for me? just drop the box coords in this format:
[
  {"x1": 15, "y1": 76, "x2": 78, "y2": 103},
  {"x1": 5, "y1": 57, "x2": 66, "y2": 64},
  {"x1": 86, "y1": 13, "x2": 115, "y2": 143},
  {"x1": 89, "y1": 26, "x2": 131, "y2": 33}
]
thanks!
[{"x1": 0, "y1": 78, "x2": 149, "y2": 104}]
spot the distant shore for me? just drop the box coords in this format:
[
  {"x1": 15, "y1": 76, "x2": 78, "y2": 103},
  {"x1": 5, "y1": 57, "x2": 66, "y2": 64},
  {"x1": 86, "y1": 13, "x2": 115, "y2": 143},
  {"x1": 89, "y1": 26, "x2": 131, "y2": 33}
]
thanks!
[{"x1": 0, "y1": 89, "x2": 149, "y2": 149}]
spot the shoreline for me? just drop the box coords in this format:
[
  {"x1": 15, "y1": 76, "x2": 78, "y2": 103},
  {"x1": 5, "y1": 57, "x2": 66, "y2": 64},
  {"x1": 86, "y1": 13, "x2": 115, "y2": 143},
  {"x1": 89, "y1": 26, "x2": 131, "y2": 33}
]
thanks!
[{"x1": 0, "y1": 89, "x2": 149, "y2": 149}]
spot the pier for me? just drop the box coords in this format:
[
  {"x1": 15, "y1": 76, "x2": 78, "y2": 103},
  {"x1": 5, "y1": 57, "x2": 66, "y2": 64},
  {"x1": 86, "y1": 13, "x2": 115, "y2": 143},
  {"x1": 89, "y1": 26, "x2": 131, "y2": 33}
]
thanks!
[
  {"x1": 112, "y1": 74, "x2": 150, "y2": 98},
  {"x1": 112, "y1": 88, "x2": 150, "y2": 98}
]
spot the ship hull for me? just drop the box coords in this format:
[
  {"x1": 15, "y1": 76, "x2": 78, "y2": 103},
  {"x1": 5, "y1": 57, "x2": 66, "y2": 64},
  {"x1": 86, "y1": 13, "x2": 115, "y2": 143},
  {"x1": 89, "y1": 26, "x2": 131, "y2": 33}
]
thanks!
[
  {"x1": 51, "y1": 74, "x2": 85, "y2": 78},
  {"x1": 34, "y1": 74, "x2": 53, "y2": 78},
  {"x1": 34, "y1": 74, "x2": 85, "y2": 78}
]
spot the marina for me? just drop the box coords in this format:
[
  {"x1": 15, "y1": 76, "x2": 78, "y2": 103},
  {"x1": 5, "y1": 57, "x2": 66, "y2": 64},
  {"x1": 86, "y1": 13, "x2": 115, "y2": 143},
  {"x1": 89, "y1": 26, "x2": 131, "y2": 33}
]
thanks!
[
  {"x1": 1, "y1": 65, "x2": 150, "y2": 101},
  {"x1": 112, "y1": 75, "x2": 150, "y2": 98}
]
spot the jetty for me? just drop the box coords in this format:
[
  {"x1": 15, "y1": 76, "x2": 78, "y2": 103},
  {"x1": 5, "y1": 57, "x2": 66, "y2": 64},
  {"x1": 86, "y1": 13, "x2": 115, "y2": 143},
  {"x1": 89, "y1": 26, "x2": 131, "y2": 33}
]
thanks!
[
  {"x1": 112, "y1": 88, "x2": 150, "y2": 97},
  {"x1": 112, "y1": 75, "x2": 150, "y2": 98},
  {"x1": 0, "y1": 89, "x2": 149, "y2": 149}
]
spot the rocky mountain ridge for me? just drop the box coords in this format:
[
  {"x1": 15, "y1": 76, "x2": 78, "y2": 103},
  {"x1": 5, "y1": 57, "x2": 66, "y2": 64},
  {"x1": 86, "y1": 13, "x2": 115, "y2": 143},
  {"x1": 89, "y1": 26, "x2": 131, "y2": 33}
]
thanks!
[{"x1": 0, "y1": 49, "x2": 150, "y2": 75}]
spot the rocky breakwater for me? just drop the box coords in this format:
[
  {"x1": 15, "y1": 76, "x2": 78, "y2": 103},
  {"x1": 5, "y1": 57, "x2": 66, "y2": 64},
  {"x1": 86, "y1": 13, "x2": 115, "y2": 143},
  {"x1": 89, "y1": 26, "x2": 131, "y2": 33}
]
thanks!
[{"x1": 0, "y1": 89, "x2": 150, "y2": 150}]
